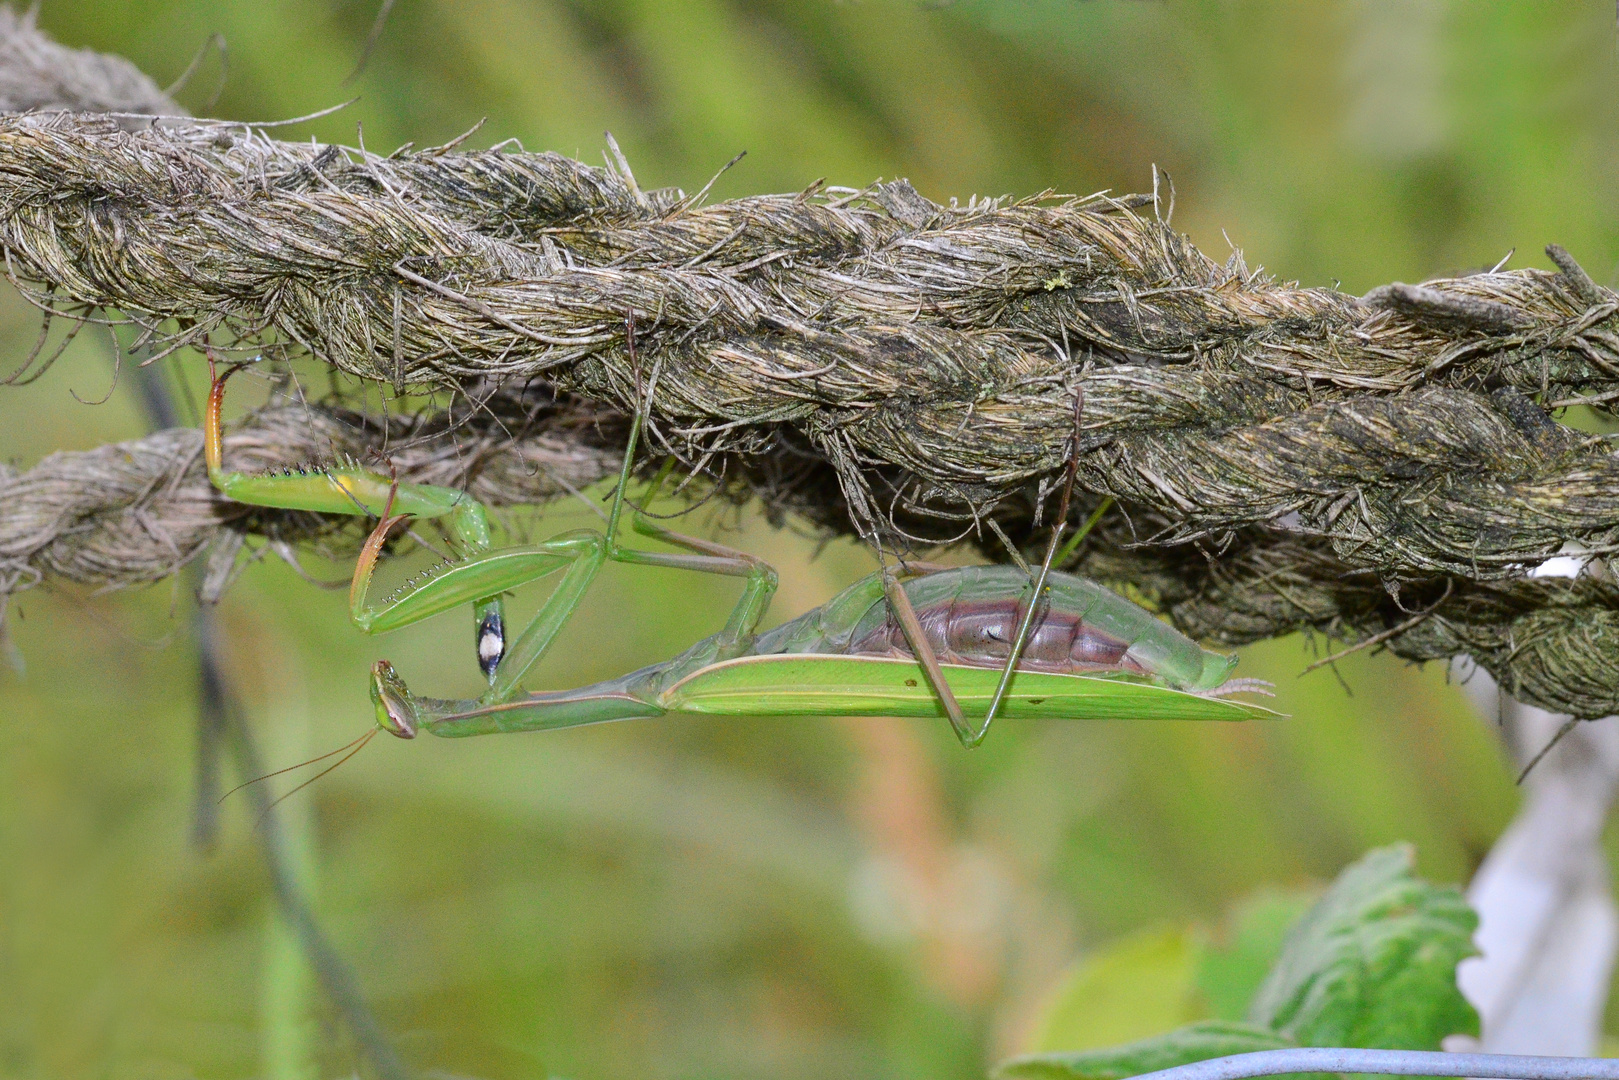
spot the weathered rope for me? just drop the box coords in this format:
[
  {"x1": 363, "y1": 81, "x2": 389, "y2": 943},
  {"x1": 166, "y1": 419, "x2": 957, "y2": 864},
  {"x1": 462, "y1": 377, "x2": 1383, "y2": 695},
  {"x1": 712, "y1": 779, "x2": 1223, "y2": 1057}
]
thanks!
[
  {"x1": 5, "y1": 400, "x2": 1614, "y2": 718},
  {"x1": 1, "y1": 113, "x2": 1617, "y2": 569},
  {"x1": 0, "y1": 385, "x2": 622, "y2": 608}
]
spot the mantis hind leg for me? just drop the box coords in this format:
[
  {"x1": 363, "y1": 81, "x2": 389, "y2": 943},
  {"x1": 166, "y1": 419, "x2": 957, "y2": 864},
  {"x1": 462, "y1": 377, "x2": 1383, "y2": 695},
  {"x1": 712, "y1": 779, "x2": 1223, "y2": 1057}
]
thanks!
[
  {"x1": 973, "y1": 386, "x2": 1092, "y2": 748},
  {"x1": 881, "y1": 566, "x2": 973, "y2": 745}
]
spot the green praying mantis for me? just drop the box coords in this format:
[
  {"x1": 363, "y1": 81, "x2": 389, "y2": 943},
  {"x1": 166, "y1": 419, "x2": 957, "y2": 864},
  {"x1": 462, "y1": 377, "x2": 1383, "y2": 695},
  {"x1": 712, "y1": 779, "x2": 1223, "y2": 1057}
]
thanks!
[{"x1": 203, "y1": 342, "x2": 1276, "y2": 757}]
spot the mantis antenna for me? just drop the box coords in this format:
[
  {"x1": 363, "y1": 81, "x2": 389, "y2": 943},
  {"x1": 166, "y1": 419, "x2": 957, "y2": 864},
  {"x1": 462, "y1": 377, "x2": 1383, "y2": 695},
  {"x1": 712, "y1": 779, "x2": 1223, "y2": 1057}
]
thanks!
[
  {"x1": 255, "y1": 730, "x2": 380, "y2": 823},
  {"x1": 215, "y1": 726, "x2": 382, "y2": 828},
  {"x1": 217, "y1": 728, "x2": 377, "y2": 803}
]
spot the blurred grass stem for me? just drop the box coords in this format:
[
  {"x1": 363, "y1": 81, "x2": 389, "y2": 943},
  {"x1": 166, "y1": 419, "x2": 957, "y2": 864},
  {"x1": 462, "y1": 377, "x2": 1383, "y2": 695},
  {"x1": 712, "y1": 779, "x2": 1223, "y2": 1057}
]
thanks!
[
  {"x1": 129, "y1": 349, "x2": 411, "y2": 1080},
  {"x1": 260, "y1": 685, "x2": 318, "y2": 1080}
]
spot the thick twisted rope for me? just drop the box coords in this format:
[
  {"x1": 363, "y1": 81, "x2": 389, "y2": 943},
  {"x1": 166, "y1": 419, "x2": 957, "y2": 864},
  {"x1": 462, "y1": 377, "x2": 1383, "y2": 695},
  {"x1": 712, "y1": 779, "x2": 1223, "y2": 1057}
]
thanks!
[
  {"x1": 0, "y1": 384, "x2": 622, "y2": 615},
  {"x1": 1, "y1": 113, "x2": 1617, "y2": 571}
]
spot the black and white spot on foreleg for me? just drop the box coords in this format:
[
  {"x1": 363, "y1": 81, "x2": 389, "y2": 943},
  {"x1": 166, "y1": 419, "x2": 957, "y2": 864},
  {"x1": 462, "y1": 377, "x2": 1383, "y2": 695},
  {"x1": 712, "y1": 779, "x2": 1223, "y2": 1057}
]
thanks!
[{"x1": 477, "y1": 609, "x2": 506, "y2": 681}]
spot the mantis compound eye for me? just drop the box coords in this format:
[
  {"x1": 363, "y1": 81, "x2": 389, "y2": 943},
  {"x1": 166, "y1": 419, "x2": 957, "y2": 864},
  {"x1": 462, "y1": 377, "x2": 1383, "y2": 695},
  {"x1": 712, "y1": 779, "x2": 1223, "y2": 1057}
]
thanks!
[{"x1": 370, "y1": 660, "x2": 420, "y2": 739}]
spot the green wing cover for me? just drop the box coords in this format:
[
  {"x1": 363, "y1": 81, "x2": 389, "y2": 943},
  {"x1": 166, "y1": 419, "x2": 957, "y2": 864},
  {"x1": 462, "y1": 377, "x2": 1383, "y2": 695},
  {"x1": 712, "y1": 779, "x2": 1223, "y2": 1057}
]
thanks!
[{"x1": 662, "y1": 655, "x2": 1282, "y2": 721}]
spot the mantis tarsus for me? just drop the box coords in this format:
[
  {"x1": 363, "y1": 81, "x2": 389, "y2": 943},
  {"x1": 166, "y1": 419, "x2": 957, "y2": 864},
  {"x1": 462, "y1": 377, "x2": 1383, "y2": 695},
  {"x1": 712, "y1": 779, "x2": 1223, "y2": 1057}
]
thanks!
[{"x1": 204, "y1": 349, "x2": 1276, "y2": 751}]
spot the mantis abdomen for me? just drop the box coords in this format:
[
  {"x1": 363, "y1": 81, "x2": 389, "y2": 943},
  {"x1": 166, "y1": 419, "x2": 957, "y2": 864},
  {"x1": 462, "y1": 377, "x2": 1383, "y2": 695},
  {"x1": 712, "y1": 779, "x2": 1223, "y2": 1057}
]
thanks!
[{"x1": 754, "y1": 565, "x2": 1236, "y2": 692}]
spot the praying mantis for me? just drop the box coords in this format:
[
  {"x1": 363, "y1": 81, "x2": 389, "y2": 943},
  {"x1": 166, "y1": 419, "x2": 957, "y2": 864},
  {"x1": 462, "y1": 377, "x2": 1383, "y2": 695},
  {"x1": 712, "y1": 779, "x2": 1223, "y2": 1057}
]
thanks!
[{"x1": 203, "y1": 344, "x2": 1276, "y2": 753}]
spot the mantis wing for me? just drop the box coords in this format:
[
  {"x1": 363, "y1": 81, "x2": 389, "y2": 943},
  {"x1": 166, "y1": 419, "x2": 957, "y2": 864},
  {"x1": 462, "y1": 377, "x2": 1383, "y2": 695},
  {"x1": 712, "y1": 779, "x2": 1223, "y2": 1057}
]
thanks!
[{"x1": 661, "y1": 655, "x2": 1282, "y2": 722}]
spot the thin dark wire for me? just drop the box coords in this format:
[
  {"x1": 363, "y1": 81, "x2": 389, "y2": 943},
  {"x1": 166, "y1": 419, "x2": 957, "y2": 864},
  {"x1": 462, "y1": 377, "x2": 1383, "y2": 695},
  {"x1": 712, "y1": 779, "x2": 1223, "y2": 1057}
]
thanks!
[
  {"x1": 127, "y1": 341, "x2": 227, "y2": 847},
  {"x1": 1119, "y1": 1047, "x2": 1619, "y2": 1080}
]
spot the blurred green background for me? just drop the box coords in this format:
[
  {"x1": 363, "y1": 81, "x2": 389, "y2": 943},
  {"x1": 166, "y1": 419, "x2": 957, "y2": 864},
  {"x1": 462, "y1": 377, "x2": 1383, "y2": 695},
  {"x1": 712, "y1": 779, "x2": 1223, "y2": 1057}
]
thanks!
[{"x1": 3, "y1": 1, "x2": 1617, "y2": 1077}]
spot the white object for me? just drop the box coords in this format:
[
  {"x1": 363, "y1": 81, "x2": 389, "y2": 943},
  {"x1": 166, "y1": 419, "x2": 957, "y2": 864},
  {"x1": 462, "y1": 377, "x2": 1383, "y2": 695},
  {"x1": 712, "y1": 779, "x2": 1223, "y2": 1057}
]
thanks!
[{"x1": 1452, "y1": 659, "x2": 1619, "y2": 1056}]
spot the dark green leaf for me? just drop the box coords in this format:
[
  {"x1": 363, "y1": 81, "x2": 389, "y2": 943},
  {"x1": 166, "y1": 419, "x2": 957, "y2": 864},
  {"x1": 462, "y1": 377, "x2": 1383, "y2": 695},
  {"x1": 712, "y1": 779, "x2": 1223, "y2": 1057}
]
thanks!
[{"x1": 1246, "y1": 844, "x2": 1480, "y2": 1049}]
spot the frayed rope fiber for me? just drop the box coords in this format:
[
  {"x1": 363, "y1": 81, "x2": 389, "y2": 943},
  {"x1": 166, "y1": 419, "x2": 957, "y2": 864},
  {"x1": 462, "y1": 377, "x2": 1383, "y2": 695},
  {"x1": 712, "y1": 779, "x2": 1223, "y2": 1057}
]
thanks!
[{"x1": 3, "y1": 112, "x2": 1619, "y2": 714}]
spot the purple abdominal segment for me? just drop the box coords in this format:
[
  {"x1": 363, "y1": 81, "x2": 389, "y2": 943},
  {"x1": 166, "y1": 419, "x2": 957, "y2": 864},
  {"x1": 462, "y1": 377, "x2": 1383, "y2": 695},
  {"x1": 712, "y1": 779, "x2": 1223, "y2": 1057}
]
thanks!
[
  {"x1": 848, "y1": 596, "x2": 1149, "y2": 675},
  {"x1": 747, "y1": 564, "x2": 1232, "y2": 690}
]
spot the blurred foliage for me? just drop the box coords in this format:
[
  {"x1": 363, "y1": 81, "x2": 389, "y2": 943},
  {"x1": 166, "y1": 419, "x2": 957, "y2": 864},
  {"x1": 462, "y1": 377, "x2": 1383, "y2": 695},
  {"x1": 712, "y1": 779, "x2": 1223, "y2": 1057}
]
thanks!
[
  {"x1": 1029, "y1": 927, "x2": 1208, "y2": 1053},
  {"x1": 1003, "y1": 845, "x2": 1478, "y2": 1079},
  {"x1": 1026, "y1": 889, "x2": 1318, "y2": 1055},
  {"x1": 5, "y1": 1, "x2": 1619, "y2": 1078}
]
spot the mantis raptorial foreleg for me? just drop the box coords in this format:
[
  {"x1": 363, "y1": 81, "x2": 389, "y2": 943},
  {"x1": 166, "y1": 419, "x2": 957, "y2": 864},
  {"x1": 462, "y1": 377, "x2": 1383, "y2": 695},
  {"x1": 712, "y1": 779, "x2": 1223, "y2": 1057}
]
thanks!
[{"x1": 205, "y1": 355, "x2": 510, "y2": 679}]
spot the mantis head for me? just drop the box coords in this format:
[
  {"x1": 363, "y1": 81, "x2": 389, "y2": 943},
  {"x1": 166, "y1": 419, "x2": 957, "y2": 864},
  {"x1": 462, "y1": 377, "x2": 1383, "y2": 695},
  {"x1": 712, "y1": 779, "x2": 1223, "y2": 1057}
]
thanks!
[
  {"x1": 371, "y1": 660, "x2": 421, "y2": 738},
  {"x1": 1193, "y1": 649, "x2": 1239, "y2": 691}
]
